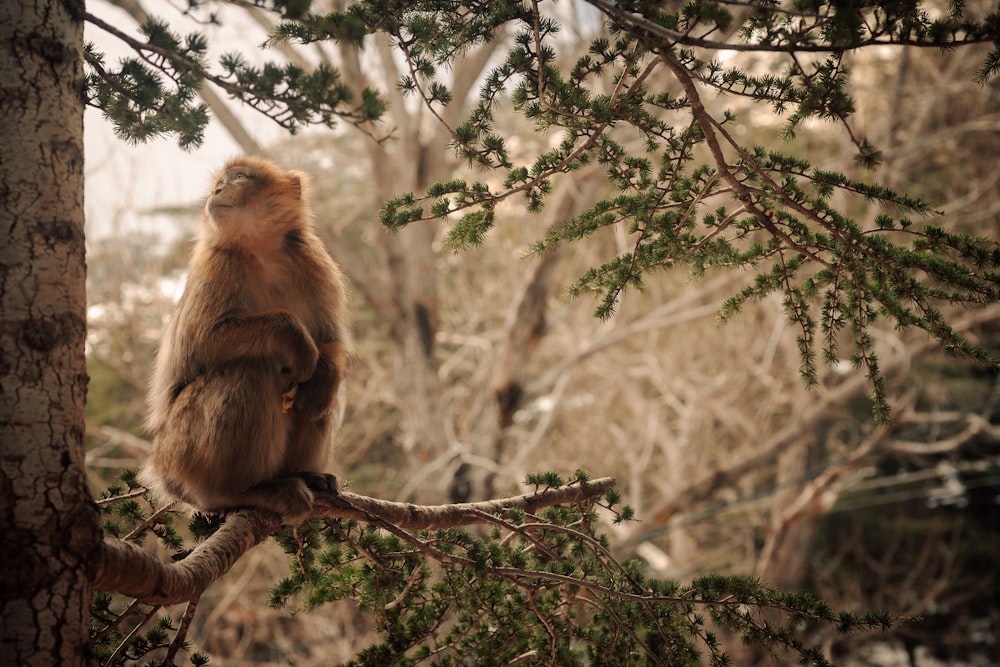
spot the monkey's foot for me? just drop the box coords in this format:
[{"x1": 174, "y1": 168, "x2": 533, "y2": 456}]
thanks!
[{"x1": 299, "y1": 471, "x2": 339, "y2": 495}]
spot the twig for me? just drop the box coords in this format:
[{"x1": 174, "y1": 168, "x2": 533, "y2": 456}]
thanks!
[
  {"x1": 92, "y1": 597, "x2": 142, "y2": 644},
  {"x1": 124, "y1": 500, "x2": 177, "y2": 541},
  {"x1": 105, "y1": 603, "x2": 160, "y2": 667},
  {"x1": 95, "y1": 488, "x2": 148, "y2": 507},
  {"x1": 160, "y1": 597, "x2": 200, "y2": 667}
]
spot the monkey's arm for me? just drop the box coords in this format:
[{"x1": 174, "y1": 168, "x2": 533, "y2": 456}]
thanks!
[
  {"x1": 291, "y1": 341, "x2": 347, "y2": 420},
  {"x1": 199, "y1": 311, "x2": 319, "y2": 382}
]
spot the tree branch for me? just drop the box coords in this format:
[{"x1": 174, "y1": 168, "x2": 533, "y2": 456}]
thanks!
[
  {"x1": 92, "y1": 477, "x2": 616, "y2": 605},
  {"x1": 106, "y1": 0, "x2": 265, "y2": 155},
  {"x1": 83, "y1": 10, "x2": 382, "y2": 137},
  {"x1": 660, "y1": 50, "x2": 829, "y2": 266},
  {"x1": 584, "y1": 0, "x2": 996, "y2": 53}
]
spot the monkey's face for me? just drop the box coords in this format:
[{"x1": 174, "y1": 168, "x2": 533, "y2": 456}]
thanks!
[
  {"x1": 207, "y1": 167, "x2": 261, "y2": 219},
  {"x1": 205, "y1": 159, "x2": 305, "y2": 239}
]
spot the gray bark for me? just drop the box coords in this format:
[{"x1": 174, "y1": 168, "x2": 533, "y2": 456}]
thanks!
[{"x1": 0, "y1": 0, "x2": 102, "y2": 664}]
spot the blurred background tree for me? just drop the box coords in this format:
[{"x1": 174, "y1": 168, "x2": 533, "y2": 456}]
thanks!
[{"x1": 77, "y1": 0, "x2": 1000, "y2": 664}]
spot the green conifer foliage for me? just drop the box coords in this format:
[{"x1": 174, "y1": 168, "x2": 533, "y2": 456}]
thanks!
[
  {"x1": 92, "y1": 472, "x2": 893, "y2": 665},
  {"x1": 82, "y1": 1, "x2": 1000, "y2": 663},
  {"x1": 85, "y1": 0, "x2": 1000, "y2": 417}
]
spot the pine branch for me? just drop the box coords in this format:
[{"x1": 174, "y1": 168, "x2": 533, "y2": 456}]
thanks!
[
  {"x1": 661, "y1": 50, "x2": 829, "y2": 266},
  {"x1": 585, "y1": 0, "x2": 999, "y2": 53},
  {"x1": 161, "y1": 598, "x2": 200, "y2": 666},
  {"x1": 92, "y1": 477, "x2": 615, "y2": 605},
  {"x1": 83, "y1": 10, "x2": 386, "y2": 146}
]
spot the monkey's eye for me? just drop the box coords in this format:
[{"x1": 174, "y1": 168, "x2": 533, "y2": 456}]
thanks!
[{"x1": 232, "y1": 172, "x2": 249, "y2": 182}]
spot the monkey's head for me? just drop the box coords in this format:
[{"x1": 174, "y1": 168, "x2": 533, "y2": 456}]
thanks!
[{"x1": 205, "y1": 157, "x2": 312, "y2": 243}]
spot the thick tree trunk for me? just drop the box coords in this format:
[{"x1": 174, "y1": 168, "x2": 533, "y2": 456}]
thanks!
[{"x1": 0, "y1": 1, "x2": 100, "y2": 665}]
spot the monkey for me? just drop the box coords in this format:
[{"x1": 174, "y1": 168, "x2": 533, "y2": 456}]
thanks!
[{"x1": 143, "y1": 157, "x2": 351, "y2": 524}]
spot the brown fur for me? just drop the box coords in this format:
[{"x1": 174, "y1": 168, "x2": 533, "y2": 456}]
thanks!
[{"x1": 143, "y1": 157, "x2": 351, "y2": 523}]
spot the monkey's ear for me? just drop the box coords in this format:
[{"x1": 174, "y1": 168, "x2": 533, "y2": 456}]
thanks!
[{"x1": 287, "y1": 170, "x2": 310, "y2": 201}]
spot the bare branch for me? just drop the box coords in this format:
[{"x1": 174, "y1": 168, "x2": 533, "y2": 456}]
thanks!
[
  {"x1": 93, "y1": 477, "x2": 615, "y2": 604},
  {"x1": 161, "y1": 598, "x2": 199, "y2": 667},
  {"x1": 618, "y1": 304, "x2": 1000, "y2": 553}
]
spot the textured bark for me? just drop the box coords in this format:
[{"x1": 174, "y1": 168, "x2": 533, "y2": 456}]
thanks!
[
  {"x1": 0, "y1": 1, "x2": 102, "y2": 665},
  {"x1": 93, "y1": 478, "x2": 615, "y2": 605}
]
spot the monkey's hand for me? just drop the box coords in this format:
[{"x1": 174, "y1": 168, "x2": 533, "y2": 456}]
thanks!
[
  {"x1": 204, "y1": 311, "x2": 319, "y2": 384},
  {"x1": 291, "y1": 350, "x2": 341, "y2": 421},
  {"x1": 280, "y1": 320, "x2": 320, "y2": 385},
  {"x1": 292, "y1": 340, "x2": 346, "y2": 419}
]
